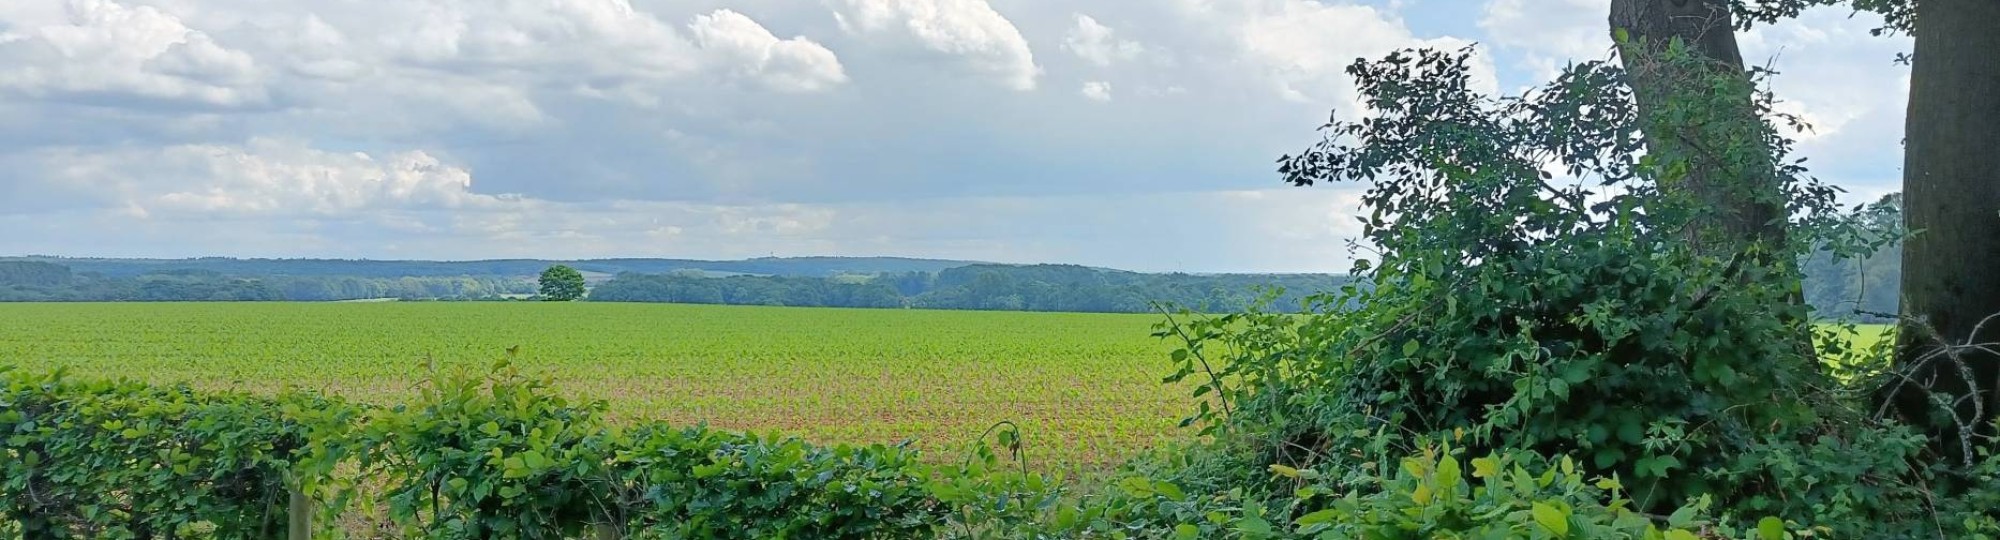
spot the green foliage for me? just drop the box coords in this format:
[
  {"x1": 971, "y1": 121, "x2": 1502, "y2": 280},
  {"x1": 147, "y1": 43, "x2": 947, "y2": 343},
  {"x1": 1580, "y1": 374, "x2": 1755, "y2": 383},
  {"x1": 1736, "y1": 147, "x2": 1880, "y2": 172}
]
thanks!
[
  {"x1": 590, "y1": 264, "x2": 1348, "y2": 314},
  {"x1": 538, "y1": 265, "x2": 587, "y2": 301},
  {"x1": 1276, "y1": 444, "x2": 1716, "y2": 540},
  {"x1": 1265, "y1": 45, "x2": 1859, "y2": 512},
  {"x1": 0, "y1": 261, "x2": 71, "y2": 288},
  {"x1": 358, "y1": 360, "x2": 618, "y2": 538},
  {"x1": 0, "y1": 264, "x2": 533, "y2": 302},
  {"x1": 929, "y1": 431, "x2": 1720, "y2": 540},
  {"x1": 1101, "y1": 40, "x2": 1993, "y2": 540},
  {"x1": 614, "y1": 427, "x2": 941, "y2": 539},
  {"x1": 0, "y1": 361, "x2": 950, "y2": 539},
  {"x1": 1733, "y1": 0, "x2": 1914, "y2": 36},
  {"x1": 0, "y1": 366, "x2": 355, "y2": 539}
]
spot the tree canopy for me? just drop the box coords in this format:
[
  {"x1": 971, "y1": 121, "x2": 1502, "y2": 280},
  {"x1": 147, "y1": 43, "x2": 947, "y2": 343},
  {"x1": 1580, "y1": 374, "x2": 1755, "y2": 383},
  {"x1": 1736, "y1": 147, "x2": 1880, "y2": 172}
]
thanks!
[{"x1": 538, "y1": 265, "x2": 587, "y2": 302}]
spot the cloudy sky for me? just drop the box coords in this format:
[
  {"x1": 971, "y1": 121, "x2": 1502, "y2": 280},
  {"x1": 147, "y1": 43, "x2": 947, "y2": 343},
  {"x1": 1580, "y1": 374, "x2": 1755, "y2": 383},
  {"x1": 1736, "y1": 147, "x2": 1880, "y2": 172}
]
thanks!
[{"x1": 0, "y1": 0, "x2": 1911, "y2": 272}]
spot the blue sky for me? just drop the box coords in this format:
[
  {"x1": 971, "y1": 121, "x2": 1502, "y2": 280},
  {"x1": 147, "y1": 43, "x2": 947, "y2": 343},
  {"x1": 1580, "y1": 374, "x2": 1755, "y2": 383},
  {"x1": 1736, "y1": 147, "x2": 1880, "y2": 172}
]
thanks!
[{"x1": 0, "y1": 0, "x2": 1911, "y2": 272}]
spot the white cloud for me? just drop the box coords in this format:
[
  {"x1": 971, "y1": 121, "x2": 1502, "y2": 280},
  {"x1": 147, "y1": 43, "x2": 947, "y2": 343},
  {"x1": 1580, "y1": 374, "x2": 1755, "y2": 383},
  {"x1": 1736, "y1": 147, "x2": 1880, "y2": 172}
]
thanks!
[
  {"x1": 1080, "y1": 81, "x2": 1112, "y2": 102},
  {"x1": 8, "y1": 136, "x2": 1368, "y2": 272},
  {"x1": 0, "y1": 0, "x2": 265, "y2": 107},
  {"x1": 829, "y1": 0, "x2": 1040, "y2": 90},
  {"x1": 688, "y1": 9, "x2": 848, "y2": 92},
  {"x1": 1227, "y1": 1, "x2": 1498, "y2": 106},
  {"x1": 372, "y1": 0, "x2": 699, "y2": 79},
  {"x1": 1477, "y1": 0, "x2": 1909, "y2": 203},
  {"x1": 1063, "y1": 14, "x2": 1142, "y2": 66},
  {"x1": 1478, "y1": 0, "x2": 1613, "y2": 80},
  {"x1": 0, "y1": 1, "x2": 1914, "y2": 273},
  {"x1": 40, "y1": 138, "x2": 497, "y2": 217}
]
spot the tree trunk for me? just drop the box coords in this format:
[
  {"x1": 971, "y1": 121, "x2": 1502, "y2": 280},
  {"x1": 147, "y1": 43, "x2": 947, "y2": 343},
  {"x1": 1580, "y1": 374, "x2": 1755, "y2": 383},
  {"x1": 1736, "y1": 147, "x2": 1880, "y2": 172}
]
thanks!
[
  {"x1": 1609, "y1": 0, "x2": 1787, "y2": 257},
  {"x1": 1609, "y1": 0, "x2": 1814, "y2": 360},
  {"x1": 1891, "y1": 0, "x2": 2000, "y2": 466}
]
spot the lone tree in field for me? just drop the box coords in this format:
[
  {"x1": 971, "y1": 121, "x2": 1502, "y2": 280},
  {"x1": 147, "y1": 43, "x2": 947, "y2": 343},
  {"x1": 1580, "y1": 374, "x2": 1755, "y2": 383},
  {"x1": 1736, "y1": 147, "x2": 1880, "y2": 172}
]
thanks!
[{"x1": 538, "y1": 265, "x2": 586, "y2": 301}]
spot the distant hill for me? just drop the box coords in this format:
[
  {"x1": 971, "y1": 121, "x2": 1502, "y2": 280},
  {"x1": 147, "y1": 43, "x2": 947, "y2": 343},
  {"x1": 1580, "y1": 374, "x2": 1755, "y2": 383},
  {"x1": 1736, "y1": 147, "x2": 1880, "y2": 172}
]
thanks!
[{"x1": 0, "y1": 256, "x2": 983, "y2": 279}]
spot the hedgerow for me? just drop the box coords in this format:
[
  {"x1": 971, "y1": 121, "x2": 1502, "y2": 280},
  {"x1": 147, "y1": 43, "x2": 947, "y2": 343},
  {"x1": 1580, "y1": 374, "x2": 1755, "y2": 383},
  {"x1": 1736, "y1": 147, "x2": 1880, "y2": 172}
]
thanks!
[
  {"x1": 1, "y1": 363, "x2": 949, "y2": 539},
  {"x1": 0, "y1": 366, "x2": 353, "y2": 539}
]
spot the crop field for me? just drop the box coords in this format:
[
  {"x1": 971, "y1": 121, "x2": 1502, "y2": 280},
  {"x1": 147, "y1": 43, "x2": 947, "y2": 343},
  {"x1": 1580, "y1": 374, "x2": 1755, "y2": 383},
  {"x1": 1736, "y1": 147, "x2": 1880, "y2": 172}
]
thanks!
[
  {"x1": 0, "y1": 302, "x2": 1193, "y2": 468},
  {"x1": 0, "y1": 303, "x2": 1900, "y2": 469}
]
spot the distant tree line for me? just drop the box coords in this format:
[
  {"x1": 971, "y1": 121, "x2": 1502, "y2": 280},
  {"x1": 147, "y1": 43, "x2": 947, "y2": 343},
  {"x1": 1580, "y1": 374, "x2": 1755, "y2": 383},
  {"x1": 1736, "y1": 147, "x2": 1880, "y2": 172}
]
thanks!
[
  {"x1": 4, "y1": 239, "x2": 1902, "y2": 313},
  {"x1": 0, "y1": 262, "x2": 533, "y2": 302},
  {"x1": 1800, "y1": 193, "x2": 1905, "y2": 322},
  {"x1": 588, "y1": 264, "x2": 1351, "y2": 313},
  {"x1": 2, "y1": 255, "x2": 973, "y2": 279}
]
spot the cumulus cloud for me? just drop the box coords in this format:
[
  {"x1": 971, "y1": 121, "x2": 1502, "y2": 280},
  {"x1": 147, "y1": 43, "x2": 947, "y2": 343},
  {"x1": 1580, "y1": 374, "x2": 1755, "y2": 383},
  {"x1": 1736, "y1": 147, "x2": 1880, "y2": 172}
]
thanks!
[
  {"x1": 829, "y1": 0, "x2": 1040, "y2": 90},
  {"x1": 1063, "y1": 14, "x2": 1143, "y2": 66},
  {"x1": 1080, "y1": 81, "x2": 1112, "y2": 102},
  {"x1": 0, "y1": 0, "x2": 265, "y2": 107},
  {"x1": 371, "y1": 0, "x2": 699, "y2": 79},
  {"x1": 689, "y1": 9, "x2": 848, "y2": 92},
  {"x1": 1221, "y1": 1, "x2": 1498, "y2": 106},
  {"x1": 1478, "y1": 0, "x2": 1614, "y2": 79},
  {"x1": 0, "y1": 1, "x2": 1914, "y2": 272},
  {"x1": 9, "y1": 136, "x2": 1367, "y2": 272},
  {"x1": 39, "y1": 138, "x2": 496, "y2": 217}
]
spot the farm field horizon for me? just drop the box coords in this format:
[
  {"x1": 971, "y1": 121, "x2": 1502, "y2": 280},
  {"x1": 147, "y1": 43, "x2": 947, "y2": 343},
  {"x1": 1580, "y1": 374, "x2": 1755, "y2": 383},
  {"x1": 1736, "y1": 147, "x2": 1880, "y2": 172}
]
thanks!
[{"x1": 0, "y1": 302, "x2": 1196, "y2": 467}]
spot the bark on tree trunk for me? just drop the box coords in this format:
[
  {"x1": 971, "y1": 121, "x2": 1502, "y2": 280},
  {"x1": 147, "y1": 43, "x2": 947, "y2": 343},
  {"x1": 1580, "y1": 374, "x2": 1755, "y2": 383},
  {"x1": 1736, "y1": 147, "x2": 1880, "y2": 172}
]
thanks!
[
  {"x1": 1609, "y1": 0, "x2": 1814, "y2": 362},
  {"x1": 1892, "y1": 0, "x2": 2000, "y2": 466},
  {"x1": 1609, "y1": 0, "x2": 1787, "y2": 257}
]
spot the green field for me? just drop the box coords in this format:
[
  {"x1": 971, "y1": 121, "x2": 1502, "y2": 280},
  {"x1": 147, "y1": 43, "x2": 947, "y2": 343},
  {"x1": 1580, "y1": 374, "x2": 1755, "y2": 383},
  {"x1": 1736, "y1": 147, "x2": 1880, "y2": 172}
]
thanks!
[
  {"x1": 0, "y1": 303, "x2": 1900, "y2": 469},
  {"x1": 0, "y1": 302, "x2": 1191, "y2": 467}
]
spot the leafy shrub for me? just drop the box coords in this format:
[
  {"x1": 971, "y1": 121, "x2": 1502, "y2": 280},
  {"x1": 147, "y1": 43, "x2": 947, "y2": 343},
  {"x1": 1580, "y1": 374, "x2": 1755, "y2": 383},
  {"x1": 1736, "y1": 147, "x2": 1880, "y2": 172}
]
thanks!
[
  {"x1": 356, "y1": 360, "x2": 623, "y2": 539},
  {"x1": 1127, "y1": 41, "x2": 1998, "y2": 540},
  {"x1": 931, "y1": 431, "x2": 1720, "y2": 539},
  {"x1": 2, "y1": 362, "x2": 952, "y2": 539},
  {"x1": 1711, "y1": 421, "x2": 1949, "y2": 538},
  {"x1": 0, "y1": 366, "x2": 354, "y2": 539},
  {"x1": 612, "y1": 426, "x2": 942, "y2": 539}
]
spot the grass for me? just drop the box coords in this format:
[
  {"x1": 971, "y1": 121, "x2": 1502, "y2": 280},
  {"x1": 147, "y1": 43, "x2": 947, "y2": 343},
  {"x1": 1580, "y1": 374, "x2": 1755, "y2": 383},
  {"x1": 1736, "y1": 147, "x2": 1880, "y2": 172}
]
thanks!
[
  {"x1": 0, "y1": 302, "x2": 1192, "y2": 467},
  {"x1": 1843, "y1": 323, "x2": 1895, "y2": 350}
]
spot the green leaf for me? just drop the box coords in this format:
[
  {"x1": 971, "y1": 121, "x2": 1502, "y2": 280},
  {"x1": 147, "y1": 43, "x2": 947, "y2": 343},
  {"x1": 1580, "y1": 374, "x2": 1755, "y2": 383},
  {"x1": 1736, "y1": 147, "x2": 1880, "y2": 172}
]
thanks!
[
  {"x1": 1667, "y1": 504, "x2": 1699, "y2": 529},
  {"x1": 1532, "y1": 502, "x2": 1570, "y2": 538},
  {"x1": 1471, "y1": 456, "x2": 1500, "y2": 479},
  {"x1": 1757, "y1": 516, "x2": 1785, "y2": 540},
  {"x1": 1435, "y1": 455, "x2": 1461, "y2": 488},
  {"x1": 1295, "y1": 508, "x2": 1338, "y2": 526},
  {"x1": 1235, "y1": 516, "x2": 1274, "y2": 539}
]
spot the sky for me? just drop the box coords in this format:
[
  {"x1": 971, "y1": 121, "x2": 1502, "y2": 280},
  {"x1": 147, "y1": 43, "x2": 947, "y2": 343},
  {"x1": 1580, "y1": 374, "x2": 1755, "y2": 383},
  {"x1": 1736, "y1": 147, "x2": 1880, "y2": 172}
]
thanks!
[{"x1": 0, "y1": 0, "x2": 1912, "y2": 273}]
